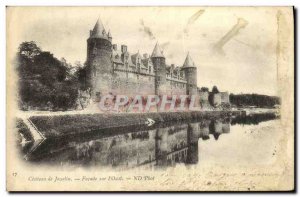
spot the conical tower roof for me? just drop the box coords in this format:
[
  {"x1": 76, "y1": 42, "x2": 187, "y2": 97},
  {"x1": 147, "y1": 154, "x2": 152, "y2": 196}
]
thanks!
[
  {"x1": 151, "y1": 42, "x2": 164, "y2": 58},
  {"x1": 90, "y1": 18, "x2": 107, "y2": 38},
  {"x1": 183, "y1": 52, "x2": 196, "y2": 68}
]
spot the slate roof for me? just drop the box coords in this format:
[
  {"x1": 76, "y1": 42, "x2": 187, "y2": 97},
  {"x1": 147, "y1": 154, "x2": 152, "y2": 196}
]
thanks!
[
  {"x1": 183, "y1": 52, "x2": 196, "y2": 68},
  {"x1": 151, "y1": 43, "x2": 164, "y2": 58},
  {"x1": 90, "y1": 18, "x2": 108, "y2": 39}
]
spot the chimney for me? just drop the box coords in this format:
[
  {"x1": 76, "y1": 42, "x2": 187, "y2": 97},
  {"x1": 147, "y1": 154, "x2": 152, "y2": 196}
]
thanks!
[
  {"x1": 121, "y1": 45, "x2": 127, "y2": 53},
  {"x1": 143, "y1": 53, "x2": 149, "y2": 59},
  {"x1": 112, "y1": 44, "x2": 117, "y2": 51}
]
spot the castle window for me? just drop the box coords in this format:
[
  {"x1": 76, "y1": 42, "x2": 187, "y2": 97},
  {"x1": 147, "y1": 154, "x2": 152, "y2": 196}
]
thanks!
[
  {"x1": 157, "y1": 76, "x2": 161, "y2": 83},
  {"x1": 93, "y1": 70, "x2": 97, "y2": 77},
  {"x1": 93, "y1": 47, "x2": 97, "y2": 55}
]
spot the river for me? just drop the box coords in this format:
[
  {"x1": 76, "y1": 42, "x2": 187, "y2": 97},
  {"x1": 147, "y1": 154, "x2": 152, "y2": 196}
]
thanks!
[{"x1": 18, "y1": 113, "x2": 280, "y2": 170}]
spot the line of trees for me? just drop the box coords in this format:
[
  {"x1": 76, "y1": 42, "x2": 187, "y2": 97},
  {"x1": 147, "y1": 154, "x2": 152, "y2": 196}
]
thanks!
[
  {"x1": 231, "y1": 113, "x2": 278, "y2": 125},
  {"x1": 229, "y1": 93, "x2": 280, "y2": 108},
  {"x1": 17, "y1": 41, "x2": 82, "y2": 111}
]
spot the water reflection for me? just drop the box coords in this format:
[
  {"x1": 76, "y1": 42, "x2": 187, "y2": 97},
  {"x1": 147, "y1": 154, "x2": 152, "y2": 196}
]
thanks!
[{"x1": 20, "y1": 113, "x2": 278, "y2": 169}]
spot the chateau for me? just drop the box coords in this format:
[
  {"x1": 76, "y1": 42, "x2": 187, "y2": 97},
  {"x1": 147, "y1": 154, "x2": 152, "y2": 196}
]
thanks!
[{"x1": 80, "y1": 18, "x2": 229, "y2": 109}]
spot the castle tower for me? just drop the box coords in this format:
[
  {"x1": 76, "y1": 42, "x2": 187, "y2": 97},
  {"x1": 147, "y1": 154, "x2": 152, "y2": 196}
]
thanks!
[
  {"x1": 151, "y1": 43, "x2": 166, "y2": 95},
  {"x1": 86, "y1": 18, "x2": 113, "y2": 100},
  {"x1": 155, "y1": 128, "x2": 169, "y2": 166},
  {"x1": 182, "y1": 53, "x2": 197, "y2": 95},
  {"x1": 186, "y1": 123, "x2": 199, "y2": 164}
]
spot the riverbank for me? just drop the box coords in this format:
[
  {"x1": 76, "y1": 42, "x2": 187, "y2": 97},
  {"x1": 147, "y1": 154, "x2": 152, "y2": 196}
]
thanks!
[
  {"x1": 239, "y1": 108, "x2": 279, "y2": 116},
  {"x1": 26, "y1": 110, "x2": 244, "y2": 139}
]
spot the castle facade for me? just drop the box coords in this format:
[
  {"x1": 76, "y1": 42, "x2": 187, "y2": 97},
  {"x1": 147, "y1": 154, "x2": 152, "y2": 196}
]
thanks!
[{"x1": 81, "y1": 18, "x2": 229, "y2": 109}]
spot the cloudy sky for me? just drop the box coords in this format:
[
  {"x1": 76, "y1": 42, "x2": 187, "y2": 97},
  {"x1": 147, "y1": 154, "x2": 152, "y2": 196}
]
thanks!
[{"x1": 8, "y1": 7, "x2": 288, "y2": 96}]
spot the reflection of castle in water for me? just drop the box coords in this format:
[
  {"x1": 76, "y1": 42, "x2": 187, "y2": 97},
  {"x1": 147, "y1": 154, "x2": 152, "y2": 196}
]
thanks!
[{"x1": 28, "y1": 118, "x2": 231, "y2": 169}]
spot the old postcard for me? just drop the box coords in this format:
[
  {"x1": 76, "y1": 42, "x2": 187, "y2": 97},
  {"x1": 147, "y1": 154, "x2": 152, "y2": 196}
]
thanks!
[{"x1": 6, "y1": 6, "x2": 294, "y2": 191}]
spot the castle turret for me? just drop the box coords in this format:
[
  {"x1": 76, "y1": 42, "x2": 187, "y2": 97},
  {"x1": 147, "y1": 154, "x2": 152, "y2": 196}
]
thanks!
[
  {"x1": 86, "y1": 18, "x2": 113, "y2": 100},
  {"x1": 151, "y1": 43, "x2": 166, "y2": 95},
  {"x1": 186, "y1": 123, "x2": 199, "y2": 164},
  {"x1": 182, "y1": 53, "x2": 197, "y2": 95}
]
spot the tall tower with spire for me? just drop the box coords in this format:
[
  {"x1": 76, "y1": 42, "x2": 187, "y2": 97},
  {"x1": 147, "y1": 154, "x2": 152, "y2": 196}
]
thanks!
[
  {"x1": 86, "y1": 18, "x2": 113, "y2": 100},
  {"x1": 151, "y1": 43, "x2": 166, "y2": 95},
  {"x1": 182, "y1": 53, "x2": 197, "y2": 95}
]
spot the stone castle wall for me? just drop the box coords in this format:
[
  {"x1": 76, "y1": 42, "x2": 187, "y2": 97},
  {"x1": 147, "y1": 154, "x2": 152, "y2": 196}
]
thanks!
[
  {"x1": 212, "y1": 92, "x2": 230, "y2": 106},
  {"x1": 199, "y1": 91, "x2": 210, "y2": 109},
  {"x1": 111, "y1": 69, "x2": 156, "y2": 96},
  {"x1": 166, "y1": 78, "x2": 187, "y2": 95},
  {"x1": 220, "y1": 92, "x2": 230, "y2": 103},
  {"x1": 110, "y1": 68, "x2": 188, "y2": 96},
  {"x1": 212, "y1": 93, "x2": 222, "y2": 106}
]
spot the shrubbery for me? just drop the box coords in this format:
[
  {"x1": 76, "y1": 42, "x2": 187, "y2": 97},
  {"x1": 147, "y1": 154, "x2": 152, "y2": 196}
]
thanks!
[{"x1": 17, "y1": 41, "x2": 81, "y2": 111}]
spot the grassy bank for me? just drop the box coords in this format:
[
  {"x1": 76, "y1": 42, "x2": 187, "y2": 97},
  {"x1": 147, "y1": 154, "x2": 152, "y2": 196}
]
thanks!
[{"x1": 29, "y1": 111, "x2": 244, "y2": 138}]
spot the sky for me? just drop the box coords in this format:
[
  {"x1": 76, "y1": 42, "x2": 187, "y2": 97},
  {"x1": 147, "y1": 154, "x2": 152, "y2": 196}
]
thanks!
[{"x1": 7, "y1": 6, "x2": 287, "y2": 96}]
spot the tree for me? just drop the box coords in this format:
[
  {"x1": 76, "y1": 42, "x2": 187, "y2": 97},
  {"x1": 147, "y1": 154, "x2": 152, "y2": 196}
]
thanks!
[
  {"x1": 229, "y1": 93, "x2": 280, "y2": 108},
  {"x1": 17, "y1": 41, "x2": 80, "y2": 111},
  {"x1": 18, "y1": 41, "x2": 41, "y2": 60},
  {"x1": 212, "y1": 86, "x2": 219, "y2": 93},
  {"x1": 200, "y1": 87, "x2": 209, "y2": 92}
]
